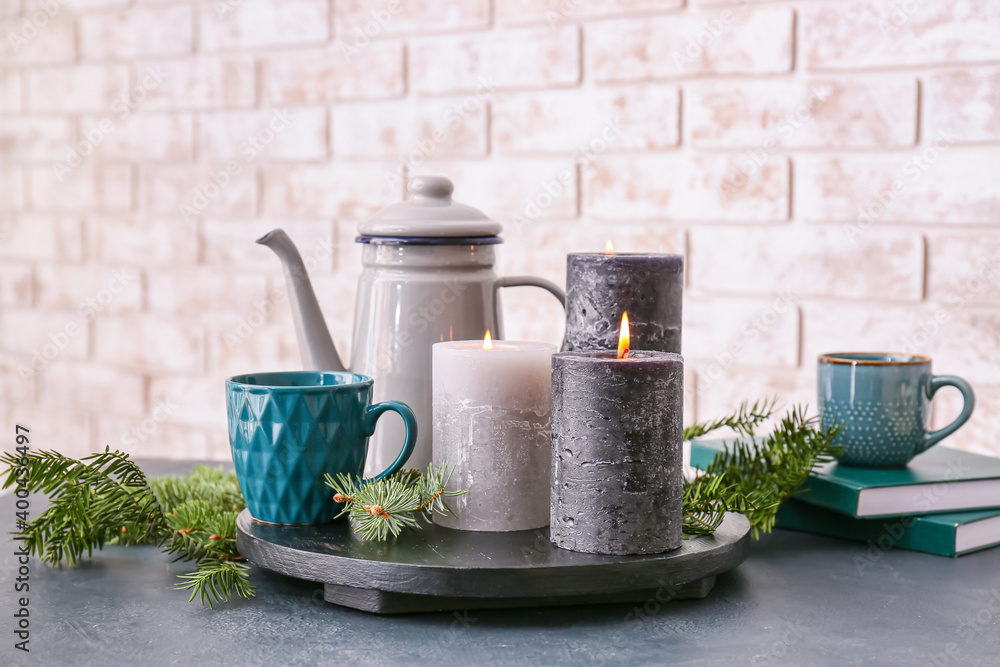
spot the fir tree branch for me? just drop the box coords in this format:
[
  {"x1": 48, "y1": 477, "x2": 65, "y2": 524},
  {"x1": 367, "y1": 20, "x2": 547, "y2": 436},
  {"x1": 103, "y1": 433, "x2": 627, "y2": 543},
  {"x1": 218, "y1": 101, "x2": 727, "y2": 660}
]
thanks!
[
  {"x1": 325, "y1": 462, "x2": 466, "y2": 540},
  {"x1": 176, "y1": 558, "x2": 255, "y2": 609},
  {"x1": 417, "y1": 461, "x2": 465, "y2": 517},
  {"x1": 682, "y1": 403, "x2": 842, "y2": 538},
  {"x1": 0, "y1": 448, "x2": 166, "y2": 565},
  {"x1": 1, "y1": 450, "x2": 251, "y2": 607},
  {"x1": 682, "y1": 397, "x2": 778, "y2": 441}
]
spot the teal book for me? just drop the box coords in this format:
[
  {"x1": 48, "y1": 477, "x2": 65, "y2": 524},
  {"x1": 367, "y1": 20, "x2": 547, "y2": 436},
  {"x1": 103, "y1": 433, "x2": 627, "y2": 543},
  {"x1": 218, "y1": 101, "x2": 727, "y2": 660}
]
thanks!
[
  {"x1": 689, "y1": 438, "x2": 1000, "y2": 519},
  {"x1": 775, "y1": 499, "x2": 1000, "y2": 557}
]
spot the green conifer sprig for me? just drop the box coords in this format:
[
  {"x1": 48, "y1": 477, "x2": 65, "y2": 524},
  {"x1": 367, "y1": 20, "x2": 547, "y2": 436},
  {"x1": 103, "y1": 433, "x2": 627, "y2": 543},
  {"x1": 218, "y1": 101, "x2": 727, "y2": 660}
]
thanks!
[
  {"x1": 176, "y1": 558, "x2": 254, "y2": 607},
  {"x1": 0, "y1": 448, "x2": 162, "y2": 564},
  {"x1": 682, "y1": 396, "x2": 777, "y2": 441},
  {"x1": 681, "y1": 401, "x2": 842, "y2": 538},
  {"x1": 326, "y1": 462, "x2": 465, "y2": 541},
  {"x1": 0, "y1": 449, "x2": 254, "y2": 608}
]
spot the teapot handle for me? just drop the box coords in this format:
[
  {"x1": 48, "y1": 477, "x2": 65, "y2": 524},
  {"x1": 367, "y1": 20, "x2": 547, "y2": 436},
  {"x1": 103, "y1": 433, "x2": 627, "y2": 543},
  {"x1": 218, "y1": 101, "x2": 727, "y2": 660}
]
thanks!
[
  {"x1": 494, "y1": 276, "x2": 566, "y2": 307},
  {"x1": 493, "y1": 277, "x2": 567, "y2": 339}
]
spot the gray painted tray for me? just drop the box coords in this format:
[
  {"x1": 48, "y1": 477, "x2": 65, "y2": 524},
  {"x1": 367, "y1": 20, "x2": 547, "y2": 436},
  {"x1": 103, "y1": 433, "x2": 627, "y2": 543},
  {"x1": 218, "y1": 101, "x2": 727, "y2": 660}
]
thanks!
[{"x1": 236, "y1": 509, "x2": 751, "y2": 614}]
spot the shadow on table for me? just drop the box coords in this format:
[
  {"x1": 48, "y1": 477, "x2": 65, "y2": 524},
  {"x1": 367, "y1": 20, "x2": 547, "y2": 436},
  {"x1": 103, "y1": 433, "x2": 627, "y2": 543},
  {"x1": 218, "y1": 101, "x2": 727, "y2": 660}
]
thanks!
[{"x1": 250, "y1": 560, "x2": 756, "y2": 629}]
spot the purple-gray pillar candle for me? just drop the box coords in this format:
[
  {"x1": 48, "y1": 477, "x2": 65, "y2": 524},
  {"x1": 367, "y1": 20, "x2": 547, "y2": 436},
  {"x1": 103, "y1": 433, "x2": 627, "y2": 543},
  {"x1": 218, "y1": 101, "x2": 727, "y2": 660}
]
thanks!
[
  {"x1": 550, "y1": 351, "x2": 684, "y2": 555},
  {"x1": 563, "y1": 253, "x2": 683, "y2": 354}
]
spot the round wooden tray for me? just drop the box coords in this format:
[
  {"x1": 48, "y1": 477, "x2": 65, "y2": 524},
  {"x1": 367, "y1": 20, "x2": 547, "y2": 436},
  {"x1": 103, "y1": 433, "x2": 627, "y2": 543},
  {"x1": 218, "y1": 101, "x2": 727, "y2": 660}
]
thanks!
[{"x1": 236, "y1": 509, "x2": 751, "y2": 614}]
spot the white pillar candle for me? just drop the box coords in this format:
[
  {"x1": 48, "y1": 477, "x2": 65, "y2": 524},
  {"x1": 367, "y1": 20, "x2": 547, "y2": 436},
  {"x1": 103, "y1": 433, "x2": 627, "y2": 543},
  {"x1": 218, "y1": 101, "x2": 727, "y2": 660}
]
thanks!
[{"x1": 432, "y1": 338, "x2": 556, "y2": 532}]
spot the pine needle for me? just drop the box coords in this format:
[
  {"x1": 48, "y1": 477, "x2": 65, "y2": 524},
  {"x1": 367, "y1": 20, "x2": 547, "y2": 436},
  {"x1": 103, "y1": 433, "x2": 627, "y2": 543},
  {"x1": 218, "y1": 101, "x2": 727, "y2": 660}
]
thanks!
[
  {"x1": 0, "y1": 449, "x2": 251, "y2": 608},
  {"x1": 682, "y1": 401, "x2": 842, "y2": 538},
  {"x1": 176, "y1": 558, "x2": 255, "y2": 609},
  {"x1": 325, "y1": 462, "x2": 466, "y2": 541},
  {"x1": 682, "y1": 396, "x2": 778, "y2": 441}
]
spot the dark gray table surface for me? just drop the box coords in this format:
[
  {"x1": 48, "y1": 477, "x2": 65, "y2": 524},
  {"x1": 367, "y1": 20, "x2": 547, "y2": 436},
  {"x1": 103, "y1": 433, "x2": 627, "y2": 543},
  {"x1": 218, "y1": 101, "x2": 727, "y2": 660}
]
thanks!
[{"x1": 2, "y1": 459, "x2": 998, "y2": 666}]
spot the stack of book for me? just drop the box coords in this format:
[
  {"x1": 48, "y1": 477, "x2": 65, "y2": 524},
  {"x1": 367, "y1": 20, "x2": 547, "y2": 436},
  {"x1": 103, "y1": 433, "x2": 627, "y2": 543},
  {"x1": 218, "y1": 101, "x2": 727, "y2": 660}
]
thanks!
[{"x1": 690, "y1": 440, "x2": 1000, "y2": 557}]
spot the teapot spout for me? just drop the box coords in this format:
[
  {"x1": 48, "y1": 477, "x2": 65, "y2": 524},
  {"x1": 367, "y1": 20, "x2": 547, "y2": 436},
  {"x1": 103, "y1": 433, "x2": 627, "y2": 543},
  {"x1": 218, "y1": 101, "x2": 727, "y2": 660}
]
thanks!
[{"x1": 257, "y1": 228, "x2": 346, "y2": 372}]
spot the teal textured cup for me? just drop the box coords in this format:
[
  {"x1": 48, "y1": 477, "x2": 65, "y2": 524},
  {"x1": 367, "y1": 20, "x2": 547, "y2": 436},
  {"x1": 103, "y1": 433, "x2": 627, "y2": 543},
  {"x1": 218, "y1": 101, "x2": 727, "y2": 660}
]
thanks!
[
  {"x1": 226, "y1": 371, "x2": 417, "y2": 524},
  {"x1": 818, "y1": 353, "x2": 975, "y2": 468}
]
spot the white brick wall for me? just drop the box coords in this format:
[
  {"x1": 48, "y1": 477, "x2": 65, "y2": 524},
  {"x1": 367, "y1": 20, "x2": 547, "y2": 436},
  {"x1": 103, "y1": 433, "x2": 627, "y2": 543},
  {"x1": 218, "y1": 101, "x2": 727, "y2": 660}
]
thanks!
[
  {"x1": 2, "y1": 0, "x2": 999, "y2": 460},
  {"x1": 587, "y1": 8, "x2": 793, "y2": 80}
]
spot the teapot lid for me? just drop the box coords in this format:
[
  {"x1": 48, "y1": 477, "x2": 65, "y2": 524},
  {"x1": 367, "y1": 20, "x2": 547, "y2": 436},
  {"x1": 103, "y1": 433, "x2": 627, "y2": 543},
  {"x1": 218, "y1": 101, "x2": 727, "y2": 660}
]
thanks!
[{"x1": 358, "y1": 175, "x2": 503, "y2": 240}]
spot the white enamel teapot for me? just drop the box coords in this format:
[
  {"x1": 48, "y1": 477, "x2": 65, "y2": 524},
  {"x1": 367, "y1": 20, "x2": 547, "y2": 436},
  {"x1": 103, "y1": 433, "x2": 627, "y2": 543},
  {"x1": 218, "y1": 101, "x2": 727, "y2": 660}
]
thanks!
[{"x1": 258, "y1": 175, "x2": 565, "y2": 474}]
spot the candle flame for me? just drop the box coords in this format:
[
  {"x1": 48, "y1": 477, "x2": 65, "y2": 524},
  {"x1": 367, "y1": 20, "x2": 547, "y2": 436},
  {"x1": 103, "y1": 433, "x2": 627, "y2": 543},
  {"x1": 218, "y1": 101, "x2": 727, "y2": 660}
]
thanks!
[
  {"x1": 483, "y1": 330, "x2": 493, "y2": 350},
  {"x1": 617, "y1": 313, "x2": 630, "y2": 359},
  {"x1": 605, "y1": 240, "x2": 614, "y2": 255}
]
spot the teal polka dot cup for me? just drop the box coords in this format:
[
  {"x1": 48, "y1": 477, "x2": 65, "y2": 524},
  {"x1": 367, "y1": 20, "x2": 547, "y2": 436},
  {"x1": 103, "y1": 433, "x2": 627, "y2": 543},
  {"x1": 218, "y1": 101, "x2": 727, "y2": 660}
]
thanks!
[{"x1": 818, "y1": 353, "x2": 975, "y2": 468}]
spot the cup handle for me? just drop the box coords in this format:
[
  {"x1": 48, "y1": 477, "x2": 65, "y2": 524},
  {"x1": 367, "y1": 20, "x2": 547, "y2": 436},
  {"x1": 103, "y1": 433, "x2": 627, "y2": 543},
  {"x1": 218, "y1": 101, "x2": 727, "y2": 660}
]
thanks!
[
  {"x1": 919, "y1": 376, "x2": 976, "y2": 454},
  {"x1": 362, "y1": 401, "x2": 418, "y2": 481}
]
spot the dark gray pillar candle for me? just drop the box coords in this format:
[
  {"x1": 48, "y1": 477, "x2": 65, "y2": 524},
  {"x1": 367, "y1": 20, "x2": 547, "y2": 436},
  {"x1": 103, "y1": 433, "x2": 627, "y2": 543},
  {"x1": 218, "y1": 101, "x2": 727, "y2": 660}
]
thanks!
[
  {"x1": 550, "y1": 351, "x2": 684, "y2": 556},
  {"x1": 563, "y1": 254, "x2": 683, "y2": 353}
]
